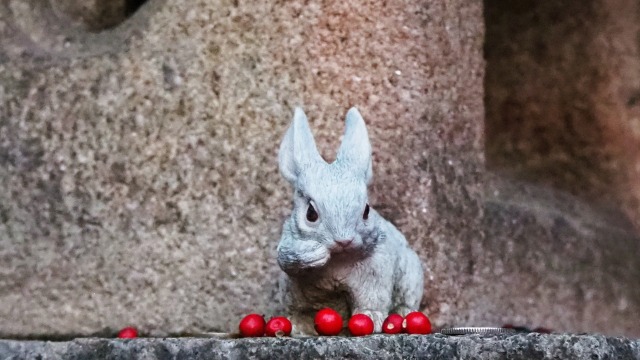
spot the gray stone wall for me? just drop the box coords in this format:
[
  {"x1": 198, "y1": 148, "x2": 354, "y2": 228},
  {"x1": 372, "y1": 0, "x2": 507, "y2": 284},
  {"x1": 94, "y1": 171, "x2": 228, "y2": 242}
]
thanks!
[
  {"x1": 2, "y1": 0, "x2": 640, "y2": 339},
  {"x1": 485, "y1": 0, "x2": 640, "y2": 229},
  {"x1": 0, "y1": 0, "x2": 484, "y2": 336}
]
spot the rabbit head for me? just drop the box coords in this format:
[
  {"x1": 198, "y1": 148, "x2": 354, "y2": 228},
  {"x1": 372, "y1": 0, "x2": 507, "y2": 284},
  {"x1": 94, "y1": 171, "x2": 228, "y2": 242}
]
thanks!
[{"x1": 279, "y1": 107, "x2": 377, "y2": 255}]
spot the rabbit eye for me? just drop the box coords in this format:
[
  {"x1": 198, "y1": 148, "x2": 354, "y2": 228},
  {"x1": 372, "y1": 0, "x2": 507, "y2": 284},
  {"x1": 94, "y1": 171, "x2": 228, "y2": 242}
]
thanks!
[
  {"x1": 363, "y1": 204, "x2": 370, "y2": 220},
  {"x1": 306, "y1": 203, "x2": 319, "y2": 222}
]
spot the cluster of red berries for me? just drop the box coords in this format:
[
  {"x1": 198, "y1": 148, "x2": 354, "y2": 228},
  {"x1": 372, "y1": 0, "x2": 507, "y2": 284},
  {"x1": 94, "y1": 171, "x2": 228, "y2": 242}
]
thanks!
[
  {"x1": 239, "y1": 308, "x2": 431, "y2": 337},
  {"x1": 238, "y1": 314, "x2": 293, "y2": 337},
  {"x1": 382, "y1": 312, "x2": 431, "y2": 335}
]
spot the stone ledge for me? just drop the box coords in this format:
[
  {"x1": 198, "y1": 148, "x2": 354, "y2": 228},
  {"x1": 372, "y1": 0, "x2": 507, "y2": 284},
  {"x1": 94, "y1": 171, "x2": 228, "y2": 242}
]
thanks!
[{"x1": 1, "y1": 334, "x2": 639, "y2": 360}]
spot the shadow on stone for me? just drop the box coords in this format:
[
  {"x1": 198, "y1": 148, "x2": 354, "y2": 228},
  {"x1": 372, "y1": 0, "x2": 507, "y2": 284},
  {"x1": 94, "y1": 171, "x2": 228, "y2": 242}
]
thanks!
[{"x1": 0, "y1": 0, "x2": 161, "y2": 61}]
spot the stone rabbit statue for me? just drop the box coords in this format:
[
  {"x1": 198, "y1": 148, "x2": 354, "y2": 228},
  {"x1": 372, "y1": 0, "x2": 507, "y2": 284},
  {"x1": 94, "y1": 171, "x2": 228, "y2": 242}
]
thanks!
[{"x1": 276, "y1": 107, "x2": 424, "y2": 335}]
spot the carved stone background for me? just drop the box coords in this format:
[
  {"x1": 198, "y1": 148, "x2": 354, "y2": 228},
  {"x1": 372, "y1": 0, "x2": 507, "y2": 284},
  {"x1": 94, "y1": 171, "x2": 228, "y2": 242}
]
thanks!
[
  {"x1": 1, "y1": 0, "x2": 639, "y2": 338},
  {"x1": 485, "y1": 0, "x2": 640, "y2": 231},
  {"x1": 0, "y1": 0, "x2": 484, "y2": 336}
]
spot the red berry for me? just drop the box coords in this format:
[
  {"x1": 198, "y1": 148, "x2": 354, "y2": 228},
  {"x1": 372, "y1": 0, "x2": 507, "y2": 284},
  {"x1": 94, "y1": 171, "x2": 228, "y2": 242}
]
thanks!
[
  {"x1": 117, "y1": 327, "x2": 138, "y2": 339},
  {"x1": 348, "y1": 314, "x2": 374, "y2": 336},
  {"x1": 403, "y1": 312, "x2": 431, "y2": 334},
  {"x1": 382, "y1": 314, "x2": 404, "y2": 334},
  {"x1": 265, "y1": 317, "x2": 293, "y2": 337},
  {"x1": 239, "y1": 314, "x2": 266, "y2": 337},
  {"x1": 314, "y1": 308, "x2": 343, "y2": 336}
]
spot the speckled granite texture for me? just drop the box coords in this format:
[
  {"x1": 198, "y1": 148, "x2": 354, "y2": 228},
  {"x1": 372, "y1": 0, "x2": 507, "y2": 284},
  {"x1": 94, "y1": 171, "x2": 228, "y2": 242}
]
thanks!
[
  {"x1": 2, "y1": 0, "x2": 640, "y2": 340},
  {"x1": 1, "y1": 334, "x2": 640, "y2": 360},
  {"x1": 0, "y1": 0, "x2": 484, "y2": 336},
  {"x1": 485, "y1": 0, "x2": 640, "y2": 230}
]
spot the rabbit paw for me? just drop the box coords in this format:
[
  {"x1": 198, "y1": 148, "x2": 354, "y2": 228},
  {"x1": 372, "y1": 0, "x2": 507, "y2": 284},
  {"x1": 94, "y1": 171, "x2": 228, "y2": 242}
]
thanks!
[
  {"x1": 301, "y1": 243, "x2": 330, "y2": 268},
  {"x1": 278, "y1": 241, "x2": 330, "y2": 272},
  {"x1": 392, "y1": 305, "x2": 416, "y2": 317}
]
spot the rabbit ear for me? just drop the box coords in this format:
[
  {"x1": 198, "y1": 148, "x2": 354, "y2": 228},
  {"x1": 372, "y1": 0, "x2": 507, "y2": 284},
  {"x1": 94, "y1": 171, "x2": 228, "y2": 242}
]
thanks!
[
  {"x1": 279, "y1": 107, "x2": 324, "y2": 183},
  {"x1": 336, "y1": 107, "x2": 373, "y2": 183}
]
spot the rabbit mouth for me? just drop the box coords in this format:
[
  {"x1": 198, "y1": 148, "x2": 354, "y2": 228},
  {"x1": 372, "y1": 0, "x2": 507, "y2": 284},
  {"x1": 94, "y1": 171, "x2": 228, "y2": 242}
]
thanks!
[{"x1": 330, "y1": 240, "x2": 356, "y2": 253}]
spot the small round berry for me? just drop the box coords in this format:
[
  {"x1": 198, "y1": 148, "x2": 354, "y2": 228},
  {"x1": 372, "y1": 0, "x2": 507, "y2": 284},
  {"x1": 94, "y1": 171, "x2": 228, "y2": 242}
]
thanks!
[
  {"x1": 348, "y1": 314, "x2": 374, "y2": 336},
  {"x1": 239, "y1": 314, "x2": 266, "y2": 337},
  {"x1": 117, "y1": 327, "x2": 138, "y2": 339},
  {"x1": 403, "y1": 312, "x2": 431, "y2": 334},
  {"x1": 382, "y1": 314, "x2": 404, "y2": 334},
  {"x1": 265, "y1": 317, "x2": 293, "y2": 337},
  {"x1": 314, "y1": 308, "x2": 343, "y2": 336}
]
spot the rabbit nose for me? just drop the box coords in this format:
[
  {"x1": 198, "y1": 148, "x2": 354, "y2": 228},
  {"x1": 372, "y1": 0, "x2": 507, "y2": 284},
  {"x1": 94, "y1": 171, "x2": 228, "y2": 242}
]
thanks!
[{"x1": 335, "y1": 238, "x2": 354, "y2": 247}]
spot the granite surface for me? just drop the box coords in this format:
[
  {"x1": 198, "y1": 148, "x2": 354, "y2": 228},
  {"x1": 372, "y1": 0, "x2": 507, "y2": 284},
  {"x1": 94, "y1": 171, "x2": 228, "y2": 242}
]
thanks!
[
  {"x1": 2, "y1": 0, "x2": 640, "y2": 340},
  {"x1": 1, "y1": 334, "x2": 640, "y2": 360}
]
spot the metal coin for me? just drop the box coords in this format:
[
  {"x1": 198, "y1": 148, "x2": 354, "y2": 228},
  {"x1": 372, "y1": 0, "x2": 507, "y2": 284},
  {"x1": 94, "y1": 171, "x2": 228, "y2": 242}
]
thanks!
[{"x1": 439, "y1": 327, "x2": 516, "y2": 336}]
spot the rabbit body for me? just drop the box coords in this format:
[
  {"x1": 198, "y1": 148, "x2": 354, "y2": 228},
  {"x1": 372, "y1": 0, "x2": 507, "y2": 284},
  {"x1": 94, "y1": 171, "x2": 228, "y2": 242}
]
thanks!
[{"x1": 276, "y1": 107, "x2": 424, "y2": 335}]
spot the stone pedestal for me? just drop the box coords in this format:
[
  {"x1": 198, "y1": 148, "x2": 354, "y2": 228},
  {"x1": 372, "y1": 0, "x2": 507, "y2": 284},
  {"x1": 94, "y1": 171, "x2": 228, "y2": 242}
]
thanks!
[{"x1": 1, "y1": 334, "x2": 639, "y2": 360}]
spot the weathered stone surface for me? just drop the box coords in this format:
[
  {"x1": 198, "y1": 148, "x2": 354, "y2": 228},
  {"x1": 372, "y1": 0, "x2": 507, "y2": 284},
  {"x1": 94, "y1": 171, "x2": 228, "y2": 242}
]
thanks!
[
  {"x1": 2, "y1": 334, "x2": 640, "y2": 360},
  {"x1": 0, "y1": 0, "x2": 640, "y2": 342},
  {"x1": 485, "y1": 0, "x2": 640, "y2": 229},
  {"x1": 464, "y1": 175, "x2": 640, "y2": 337},
  {"x1": 2, "y1": 0, "x2": 640, "y2": 340},
  {"x1": 49, "y1": 0, "x2": 142, "y2": 32},
  {"x1": 0, "y1": 0, "x2": 484, "y2": 336},
  {"x1": 481, "y1": 0, "x2": 640, "y2": 337}
]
